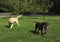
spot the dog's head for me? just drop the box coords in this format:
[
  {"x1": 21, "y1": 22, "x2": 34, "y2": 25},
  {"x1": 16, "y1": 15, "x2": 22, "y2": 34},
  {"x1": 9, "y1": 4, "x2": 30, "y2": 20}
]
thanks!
[
  {"x1": 42, "y1": 22, "x2": 50, "y2": 32},
  {"x1": 43, "y1": 22, "x2": 49, "y2": 26}
]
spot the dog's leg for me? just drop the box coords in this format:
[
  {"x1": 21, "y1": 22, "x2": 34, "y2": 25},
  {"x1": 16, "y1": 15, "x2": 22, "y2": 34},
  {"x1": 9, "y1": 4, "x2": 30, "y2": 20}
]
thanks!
[
  {"x1": 16, "y1": 20, "x2": 20, "y2": 27},
  {"x1": 10, "y1": 24, "x2": 14, "y2": 29},
  {"x1": 37, "y1": 28, "x2": 40, "y2": 34},
  {"x1": 41, "y1": 29, "x2": 43, "y2": 35},
  {"x1": 35, "y1": 25, "x2": 37, "y2": 32},
  {"x1": 9, "y1": 22, "x2": 11, "y2": 27}
]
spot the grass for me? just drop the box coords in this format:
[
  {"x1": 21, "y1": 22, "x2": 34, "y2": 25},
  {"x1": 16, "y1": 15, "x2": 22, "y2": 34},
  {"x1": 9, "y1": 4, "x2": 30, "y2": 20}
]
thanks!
[{"x1": 0, "y1": 15, "x2": 60, "y2": 42}]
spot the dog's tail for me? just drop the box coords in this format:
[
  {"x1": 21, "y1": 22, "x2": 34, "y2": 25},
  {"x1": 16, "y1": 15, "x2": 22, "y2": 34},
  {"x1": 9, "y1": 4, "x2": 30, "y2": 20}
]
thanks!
[{"x1": 16, "y1": 15, "x2": 22, "y2": 19}]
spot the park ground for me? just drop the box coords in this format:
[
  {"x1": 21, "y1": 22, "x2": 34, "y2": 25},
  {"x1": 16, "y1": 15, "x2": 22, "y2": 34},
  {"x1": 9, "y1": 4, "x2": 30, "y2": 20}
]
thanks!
[{"x1": 0, "y1": 15, "x2": 60, "y2": 42}]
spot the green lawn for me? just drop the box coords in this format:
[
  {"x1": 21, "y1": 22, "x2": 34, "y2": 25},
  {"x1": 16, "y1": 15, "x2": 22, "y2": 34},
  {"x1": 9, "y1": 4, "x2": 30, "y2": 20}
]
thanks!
[{"x1": 0, "y1": 15, "x2": 60, "y2": 42}]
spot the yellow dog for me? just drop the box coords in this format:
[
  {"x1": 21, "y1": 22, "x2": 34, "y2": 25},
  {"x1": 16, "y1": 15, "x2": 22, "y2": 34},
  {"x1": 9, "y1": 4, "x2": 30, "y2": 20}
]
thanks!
[{"x1": 8, "y1": 15, "x2": 22, "y2": 29}]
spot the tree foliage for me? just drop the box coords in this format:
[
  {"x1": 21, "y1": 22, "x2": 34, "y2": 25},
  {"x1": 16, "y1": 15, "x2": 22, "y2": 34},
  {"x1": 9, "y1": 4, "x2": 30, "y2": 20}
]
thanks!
[{"x1": 0, "y1": 0, "x2": 53, "y2": 14}]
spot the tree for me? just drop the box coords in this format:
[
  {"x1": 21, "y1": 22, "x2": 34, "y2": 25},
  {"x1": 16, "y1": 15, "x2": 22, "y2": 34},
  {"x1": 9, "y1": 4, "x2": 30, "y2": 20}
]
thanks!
[
  {"x1": 49, "y1": 0, "x2": 60, "y2": 15},
  {"x1": 0, "y1": 0, "x2": 53, "y2": 15}
]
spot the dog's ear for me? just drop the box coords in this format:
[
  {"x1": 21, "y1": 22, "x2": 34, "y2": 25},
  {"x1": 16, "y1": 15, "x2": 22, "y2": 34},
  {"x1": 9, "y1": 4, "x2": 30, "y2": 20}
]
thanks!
[{"x1": 45, "y1": 22, "x2": 49, "y2": 26}]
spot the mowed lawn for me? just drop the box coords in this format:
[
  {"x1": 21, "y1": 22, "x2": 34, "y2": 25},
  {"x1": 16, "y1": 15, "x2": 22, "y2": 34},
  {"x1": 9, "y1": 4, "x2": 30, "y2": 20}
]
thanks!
[{"x1": 0, "y1": 15, "x2": 60, "y2": 42}]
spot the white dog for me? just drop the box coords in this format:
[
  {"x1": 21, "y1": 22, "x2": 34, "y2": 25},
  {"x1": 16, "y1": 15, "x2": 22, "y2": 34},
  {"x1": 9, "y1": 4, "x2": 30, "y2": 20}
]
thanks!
[{"x1": 8, "y1": 15, "x2": 22, "y2": 29}]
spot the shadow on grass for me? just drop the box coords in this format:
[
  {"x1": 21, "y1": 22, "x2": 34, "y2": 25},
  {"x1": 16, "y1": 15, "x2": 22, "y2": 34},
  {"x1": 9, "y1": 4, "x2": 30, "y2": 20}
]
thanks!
[
  {"x1": 5, "y1": 25, "x2": 10, "y2": 28},
  {"x1": 29, "y1": 30, "x2": 39, "y2": 35},
  {"x1": 29, "y1": 30, "x2": 48, "y2": 38}
]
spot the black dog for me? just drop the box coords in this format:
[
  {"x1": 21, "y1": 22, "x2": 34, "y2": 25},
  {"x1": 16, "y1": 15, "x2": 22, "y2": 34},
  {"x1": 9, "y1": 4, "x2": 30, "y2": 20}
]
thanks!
[{"x1": 35, "y1": 22, "x2": 49, "y2": 35}]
